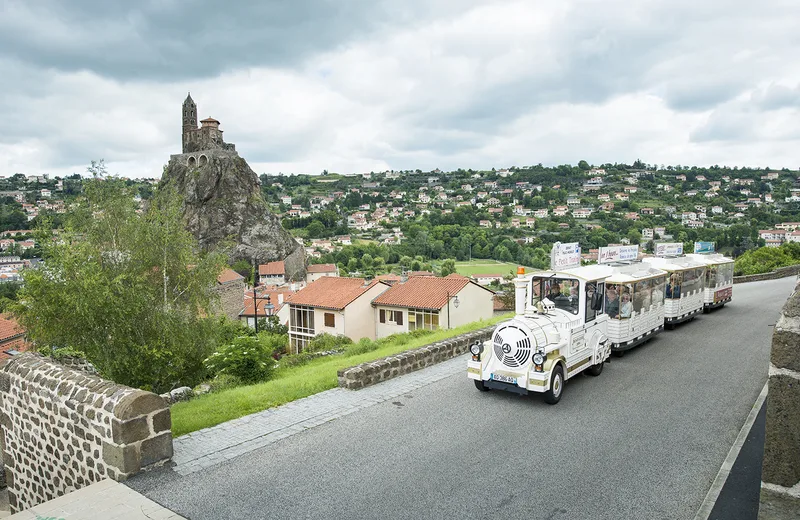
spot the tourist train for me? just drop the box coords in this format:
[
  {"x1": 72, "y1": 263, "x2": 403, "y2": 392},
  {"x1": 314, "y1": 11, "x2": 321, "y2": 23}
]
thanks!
[{"x1": 467, "y1": 241, "x2": 733, "y2": 404}]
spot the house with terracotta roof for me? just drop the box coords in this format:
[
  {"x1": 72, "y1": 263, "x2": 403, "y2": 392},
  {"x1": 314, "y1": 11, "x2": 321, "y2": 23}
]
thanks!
[
  {"x1": 0, "y1": 314, "x2": 28, "y2": 360},
  {"x1": 374, "y1": 273, "x2": 403, "y2": 285},
  {"x1": 259, "y1": 261, "x2": 286, "y2": 285},
  {"x1": 212, "y1": 268, "x2": 247, "y2": 321},
  {"x1": 305, "y1": 263, "x2": 340, "y2": 283},
  {"x1": 240, "y1": 285, "x2": 294, "y2": 329},
  {"x1": 285, "y1": 277, "x2": 390, "y2": 352},
  {"x1": 371, "y1": 275, "x2": 494, "y2": 339}
]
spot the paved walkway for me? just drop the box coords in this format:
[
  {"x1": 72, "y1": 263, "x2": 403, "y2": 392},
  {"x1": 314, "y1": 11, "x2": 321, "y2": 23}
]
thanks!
[
  {"x1": 172, "y1": 354, "x2": 469, "y2": 475},
  {"x1": 9, "y1": 479, "x2": 185, "y2": 519}
]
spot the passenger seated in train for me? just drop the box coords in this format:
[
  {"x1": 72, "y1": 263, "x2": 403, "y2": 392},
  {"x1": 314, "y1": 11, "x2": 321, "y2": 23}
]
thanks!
[
  {"x1": 666, "y1": 275, "x2": 681, "y2": 299},
  {"x1": 619, "y1": 293, "x2": 632, "y2": 318},
  {"x1": 605, "y1": 288, "x2": 620, "y2": 318}
]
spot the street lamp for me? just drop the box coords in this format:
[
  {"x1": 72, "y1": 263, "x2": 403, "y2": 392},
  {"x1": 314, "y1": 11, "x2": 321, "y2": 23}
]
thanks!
[
  {"x1": 252, "y1": 259, "x2": 273, "y2": 333},
  {"x1": 446, "y1": 292, "x2": 461, "y2": 329}
]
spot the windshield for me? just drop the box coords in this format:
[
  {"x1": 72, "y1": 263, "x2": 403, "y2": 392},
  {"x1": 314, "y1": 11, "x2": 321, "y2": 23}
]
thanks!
[{"x1": 531, "y1": 277, "x2": 580, "y2": 315}]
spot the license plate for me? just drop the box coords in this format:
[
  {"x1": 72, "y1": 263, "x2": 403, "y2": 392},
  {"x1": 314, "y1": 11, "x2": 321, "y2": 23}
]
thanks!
[{"x1": 491, "y1": 373, "x2": 516, "y2": 384}]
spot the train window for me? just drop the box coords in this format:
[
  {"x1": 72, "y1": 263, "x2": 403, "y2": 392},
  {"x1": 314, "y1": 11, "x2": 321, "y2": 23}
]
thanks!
[
  {"x1": 585, "y1": 282, "x2": 604, "y2": 322},
  {"x1": 652, "y1": 276, "x2": 666, "y2": 305},
  {"x1": 633, "y1": 279, "x2": 651, "y2": 313},
  {"x1": 707, "y1": 266, "x2": 718, "y2": 286},
  {"x1": 537, "y1": 277, "x2": 580, "y2": 315},
  {"x1": 605, "y1": 284, "x2": 631, "y2": 319},
  {"x1": 684, "y1": 268, "x2": 703, "y2": 295}
]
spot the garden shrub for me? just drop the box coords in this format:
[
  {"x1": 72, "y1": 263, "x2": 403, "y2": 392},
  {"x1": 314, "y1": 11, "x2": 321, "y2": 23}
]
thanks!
[
  {"x1": 207, "y1": 374, "x2": 244, "y2": 393},
  {"x1": 307, "y1": 333, "x2": 353, "y2": 353},
  {"x1": 344, "y1": 337, "x2": 380, "y2": 357},
  {"x1": 204, "y1": 335, "x2": 275, "y2": 384},
  {"x1": 258, "y1": 331, "x2": 289, "y2": 357}
]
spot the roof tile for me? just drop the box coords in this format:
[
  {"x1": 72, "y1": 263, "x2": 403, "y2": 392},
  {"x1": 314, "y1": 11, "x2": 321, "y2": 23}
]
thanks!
[
  {"x1": 286, "y1": 277, "x2": 386, "y2": 310},
  {"x1": 372, "y1": 276, "x2": 477, "y2": 310}
]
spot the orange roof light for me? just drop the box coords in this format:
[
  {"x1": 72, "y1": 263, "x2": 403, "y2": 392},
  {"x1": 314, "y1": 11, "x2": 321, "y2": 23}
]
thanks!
[{"x1": 517, "y1": 266, "x2": 525, "y2": 275}]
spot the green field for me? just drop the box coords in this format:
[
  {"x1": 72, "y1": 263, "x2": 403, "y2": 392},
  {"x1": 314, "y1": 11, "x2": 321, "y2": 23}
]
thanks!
[{"x1": 454, "y1": 260, "x2": 531, "y2": 276}]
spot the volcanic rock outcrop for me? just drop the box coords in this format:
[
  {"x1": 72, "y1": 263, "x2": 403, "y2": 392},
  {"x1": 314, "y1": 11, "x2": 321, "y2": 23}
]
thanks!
[{"x1": 161, "y1": 94, "x2": 305, "y2": 280}]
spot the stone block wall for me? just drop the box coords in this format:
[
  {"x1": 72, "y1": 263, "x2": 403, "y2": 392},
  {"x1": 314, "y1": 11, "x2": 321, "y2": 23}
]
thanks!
[
  {"x1": 759, "y1": 282, "x2": 800, "y2": 518},
  {"x1": 338, "y1": 326, "x2": 495, "y2": 390},
  {"x1": 214, "y1": 276, "x2": 246, "y2": 321},
  {"x1": 0, "y1": 354, "x2": 173, "y2": 513},
  {"x1": 734, "y1": 264, "x2": 800, "y2": 284}
]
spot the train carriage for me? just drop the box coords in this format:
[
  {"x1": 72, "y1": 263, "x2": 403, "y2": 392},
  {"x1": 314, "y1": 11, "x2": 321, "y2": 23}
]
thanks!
[
  {"x1": 604, "y1": 262, "x2": 669, "y2": 354},
  {"x1": 686, "y1": 252, "x2": 734, "y2": 311},
  {"x1": 641, "y1": 255, "x2": 707, "y2": 328}
]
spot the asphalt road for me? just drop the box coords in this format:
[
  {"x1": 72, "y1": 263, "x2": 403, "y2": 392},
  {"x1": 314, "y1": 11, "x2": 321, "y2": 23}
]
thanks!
[{"x1": 129, "y1": 277, "x2": 796, "y2": 520}]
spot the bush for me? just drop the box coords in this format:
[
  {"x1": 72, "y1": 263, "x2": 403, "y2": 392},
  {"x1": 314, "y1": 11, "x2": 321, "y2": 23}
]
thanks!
[
  {"x1": 257, "y1": 315, "x2": 289, "y2": 336},
  {"x1": 207, "y1": 374, "x2": 244, "y2": 393},
  {"x1": 734, "y1": 244, "x2": 800, "y2": 275},
  {"x1": 278, "y1": 352, "x2": 318, "y2": 368},
  {"x1": 307, "y1": 333, "x2": 353, "y2": 353},
  {"x1": 47, "y1": 346, "x2": 88, "y2": 360},
  {"x1": 204, "y1": 336, "x2": 275, "y2": 384},
  {"x1": 257, "y1": 332, "x2": 289, "y2": 357},
  {"x1": 344, "y1": 338, "x2": 380, "y2": 357}
]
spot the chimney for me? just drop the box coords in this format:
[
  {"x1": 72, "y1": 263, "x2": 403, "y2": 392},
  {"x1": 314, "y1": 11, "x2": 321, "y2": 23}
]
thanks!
[{"x1": 278, "y1": 294, "x2": 284, "y2": 305}]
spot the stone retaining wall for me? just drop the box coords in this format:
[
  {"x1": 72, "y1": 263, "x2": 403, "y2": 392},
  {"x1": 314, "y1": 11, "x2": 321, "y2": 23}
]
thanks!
[
  {"x1": 734, "y1": 264, "x2": 800, "y2": 284},
  {"x1": 338, "y1": 326, "x2": 495, "y2": 390},
  {"x1": 759, "y1": 281, "x2": 800, "y2": 518},
  {"x1": 0, "y1": 354, "x2": 173, "y2": 513}
]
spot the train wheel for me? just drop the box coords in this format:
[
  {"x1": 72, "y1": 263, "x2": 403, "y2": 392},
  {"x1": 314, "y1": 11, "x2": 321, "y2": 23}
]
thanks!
[
  {"x1": 474, "y1": 380, "x2": 490, "y2": 392},
  {"x1": 544, "y1": 365, "x2": 564, "y2": 405},
  {"x1": 586, "y1": 360, "x2": 604, "y2": 376}
]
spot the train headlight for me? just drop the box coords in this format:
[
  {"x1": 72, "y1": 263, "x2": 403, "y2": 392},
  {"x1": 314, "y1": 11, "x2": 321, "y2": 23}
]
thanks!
[
  {"x1": 470, "y1": 342, "x2": 483, "y2": 356},
  {"x1": 470, "y1": 341, "x2": 484, "y2": 361},
  {"x1": 532, "y1": 352, "x2": 545, "y2": 365}
]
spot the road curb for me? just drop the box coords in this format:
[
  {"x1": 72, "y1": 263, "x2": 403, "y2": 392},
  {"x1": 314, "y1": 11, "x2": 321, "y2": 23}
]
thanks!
[{"x1": 693, "y1": 381, "x2": 768, "y2": 520}]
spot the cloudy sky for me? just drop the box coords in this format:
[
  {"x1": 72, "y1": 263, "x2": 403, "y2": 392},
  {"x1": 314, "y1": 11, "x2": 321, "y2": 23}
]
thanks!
[{"x1": 2, "y1": 0, "x2": 798, "y2": 178}]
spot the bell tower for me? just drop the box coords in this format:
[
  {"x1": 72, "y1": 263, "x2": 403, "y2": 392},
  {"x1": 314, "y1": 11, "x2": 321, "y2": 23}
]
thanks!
[{"x1": 182, "y1": 93, "x2": 198, "y2": 153}]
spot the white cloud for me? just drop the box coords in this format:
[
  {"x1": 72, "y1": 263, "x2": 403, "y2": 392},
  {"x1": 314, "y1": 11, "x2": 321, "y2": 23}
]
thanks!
[{"x1": 2, "y1": 0, "x2": 799, "y2": 177}]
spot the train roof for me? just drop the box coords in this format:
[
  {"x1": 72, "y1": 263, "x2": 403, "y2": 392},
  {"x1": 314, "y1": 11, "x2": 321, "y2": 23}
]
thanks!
[
  {"x1": 685, "y1": 253, "x2": 734, "y2": 266},
  {"x1": 641, "y1": 255, "x2": 706, "y2": 271},
  {"x1": 605, "y1": 262, "x2": 669, "y2": 283},
  {"x1": 529, "y1": 264, "x2": 615, "y2": 282}
]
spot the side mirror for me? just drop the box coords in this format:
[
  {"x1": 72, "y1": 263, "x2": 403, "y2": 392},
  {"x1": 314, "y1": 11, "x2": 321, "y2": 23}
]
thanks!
[{"x1": 591, "y1": 292, "x2": 603, "y2": 311}]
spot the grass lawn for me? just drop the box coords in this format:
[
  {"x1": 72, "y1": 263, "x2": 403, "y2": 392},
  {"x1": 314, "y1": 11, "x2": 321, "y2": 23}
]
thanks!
[
  {"x1": 454, "y1": 260, "x2": 532, "y2": 276},
  {"x1": 170, "y1": 314, "x2": 511, "y2": 436}
]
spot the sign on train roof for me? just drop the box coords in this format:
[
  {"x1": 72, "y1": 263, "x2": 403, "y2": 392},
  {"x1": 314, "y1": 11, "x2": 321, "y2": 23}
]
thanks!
[
  {"x1": 693, "y1": 241, "x2": 715, "y2": 254},
  {"x1": 655, "y1": 242, "x2": 683, "y2": 257},
  {"x1": 550, "y1": 242, "x2": 581, "y2": 270},
  {"x1": 597, "y1": 245, "x2": 639, "y2": 264}
]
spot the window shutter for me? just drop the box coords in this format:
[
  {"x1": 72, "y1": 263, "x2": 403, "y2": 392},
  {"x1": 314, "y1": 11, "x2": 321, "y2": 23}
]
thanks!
[
  {"x1": 380, "y1": 309, "x2": 385, "y2": 323},
  {"x1": 397, "y1": 312, "x2": 403, "y2": 326}
]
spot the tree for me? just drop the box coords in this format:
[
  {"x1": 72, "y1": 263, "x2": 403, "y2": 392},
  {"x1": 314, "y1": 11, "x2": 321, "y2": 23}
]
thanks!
[
  {"x1": 578, "y1": 160, "x2": 590, "y2": 170},
  {"x1": 306, "y1": 220, "x2": 325, "y2": 238},
  {"x1": 361, "y1": 253, "x2": 374, "y2": 270},
  {"x1": 13, "y1": 177, "x2": 228, "y2": 393},
  {"x1": 440, "y1": 259, "x2": 456, "y2": 276}
]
